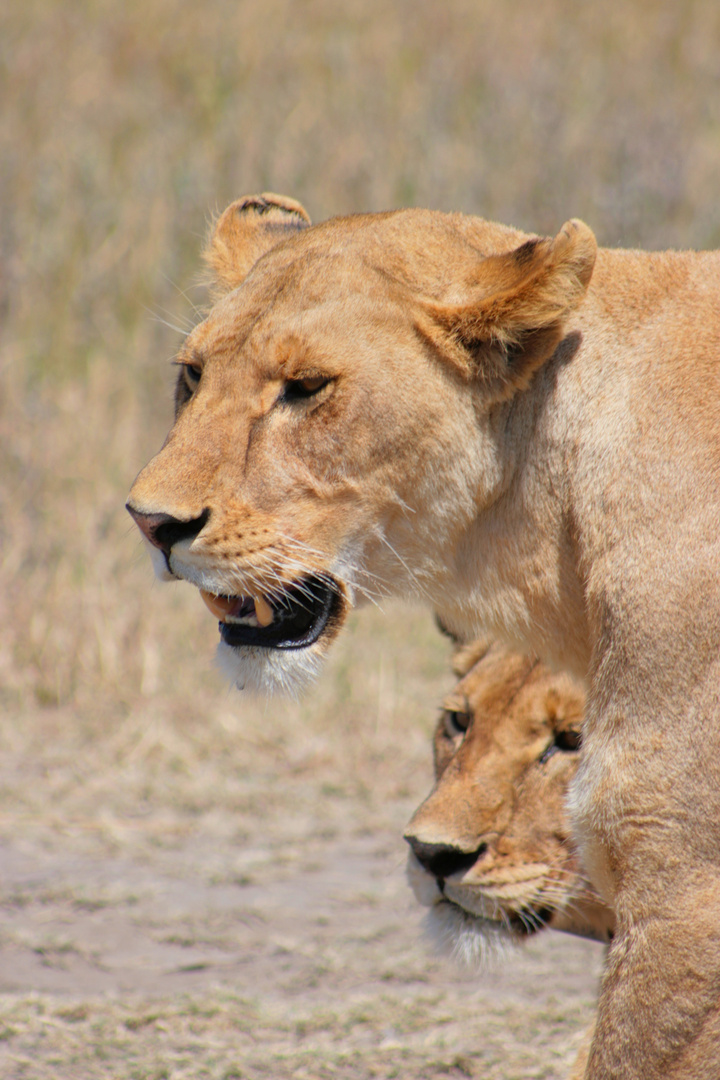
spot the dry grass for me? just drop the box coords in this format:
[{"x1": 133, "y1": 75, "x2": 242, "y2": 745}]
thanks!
[
  {"x1": 1, "y1": 0, "x2": 719, "y2": 1075},
  {"x1": 0, "y1": 987, "x2": 598, "y2": 1080},
  {"x1": 3, "y1": 0, "x2": 720, "y2": 713}
]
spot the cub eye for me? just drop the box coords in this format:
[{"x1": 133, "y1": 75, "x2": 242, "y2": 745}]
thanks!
[
  {"x1": 555, "y1": 729, "x2": 581, "y2": 752},
  {"x1": 283, "y1": 375, "x2": 330, "y2": 402},
  {"x1": 539, "y1": 728, "x2": 582, "y2": 764},
  {"x1": 444, "y1": 709, "x2": 471, "y2": 737}
]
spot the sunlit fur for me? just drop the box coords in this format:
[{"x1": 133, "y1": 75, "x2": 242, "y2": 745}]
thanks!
[
  {"x1": 128, "y1": 193, "x2": 720, "y2": 1078},
  {"x1": 215, "y1": 635, "x2": 325, "y2": 698}
]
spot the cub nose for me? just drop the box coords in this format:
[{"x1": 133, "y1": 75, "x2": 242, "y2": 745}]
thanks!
[
  {"x1": 404, "y1": 836, "x2": 487, "y2": 879},
  {"x1": 126, "y1": 505, "x2": 210, "y2": 554}
]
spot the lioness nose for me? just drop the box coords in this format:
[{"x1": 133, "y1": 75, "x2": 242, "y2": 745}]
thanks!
[
  {"x1": 126, "y1": 505, "x2": 210, "y2": 554},
  {"x1": 404, "y1": 836, "x2": 487, "y2": 879}
]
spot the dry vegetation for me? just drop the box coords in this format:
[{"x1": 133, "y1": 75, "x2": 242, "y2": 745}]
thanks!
[{"x1": 1, "y1": 1, "x2": 719, "y2": 1076}]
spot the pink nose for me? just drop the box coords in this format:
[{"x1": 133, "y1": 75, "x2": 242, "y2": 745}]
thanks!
[{"x1": 126, "y1": 504, "x2": 209, "y2": 554}]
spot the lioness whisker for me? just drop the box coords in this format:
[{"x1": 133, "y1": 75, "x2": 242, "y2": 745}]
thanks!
[
  {"x1": 372, "y1": 528, "x2": 431, "y2": 601},
  {"x1": 144, "y1": 306, "x2": 198, "y2": 336},
  {"x1": 158, "y1": 272, "x2": 206, "y2": 321},
  {"x1": 276, "y1": 533, "x2": 392, "y2": 604}
]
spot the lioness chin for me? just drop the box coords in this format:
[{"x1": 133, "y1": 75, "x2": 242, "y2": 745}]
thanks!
[{"x1": 128, "y1": 193, "x2": 720, "y2": 1078}]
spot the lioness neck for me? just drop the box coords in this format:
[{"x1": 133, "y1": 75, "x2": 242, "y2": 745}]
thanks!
[{"x1": 436, "y1": 246, "x2": 720, "y2": 682}]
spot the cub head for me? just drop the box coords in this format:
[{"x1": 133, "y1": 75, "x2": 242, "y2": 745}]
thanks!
[
  {"x1": 127, "y1": 193, "x2": 596, "y2": 694},
  {"x1": 405, "y1": 643, "x2": 614, "y2": 968}
]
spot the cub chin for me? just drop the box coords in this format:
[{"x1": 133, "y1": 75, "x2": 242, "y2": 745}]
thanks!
[{"x1": 405, "y1": 641, "x2": 614, "y2": 970}]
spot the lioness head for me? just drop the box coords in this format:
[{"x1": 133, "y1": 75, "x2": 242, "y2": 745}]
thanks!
[
  {"x1": 405, "y1": 643, "x2": 614, "y2": 968},
  {"x1": 127, "y1": 193, "x2": 596, "y2": 694}
]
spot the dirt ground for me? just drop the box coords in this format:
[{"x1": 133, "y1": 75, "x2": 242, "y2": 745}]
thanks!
[
  {"x1": 0, "y1": 632, "x2": 605, "y2": 1079},
  {"x1": 0, "y1": 601, "x2": 605, "y2": 1080}
]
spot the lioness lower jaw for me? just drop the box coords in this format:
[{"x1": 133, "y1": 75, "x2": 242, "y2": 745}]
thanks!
[
  {"x1": 427, "y1": 900, "x2": 518, "y2": 972},
  {"x1": 408, "y1": 858, "x2": 563, "y2": 972},
  {"x1": 210, "y1": 575, "x2": 349, "y2": 696},
  {"x1": 419, "y1": 884, "x2": 606, "y2": 973},
  {"x1": 216, "y1": 637, "x2": 328, "y2": 697},
  {"x1": 407, "y1": 836, "x2": 614, "y2": 962}
]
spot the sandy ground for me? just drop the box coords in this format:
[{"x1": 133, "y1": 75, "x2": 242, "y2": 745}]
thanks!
[{"x1": 0, "y1": 688, "x2": 604, "y2": 1080}]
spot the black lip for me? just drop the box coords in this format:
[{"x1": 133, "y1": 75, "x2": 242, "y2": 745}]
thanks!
[
  {"x1": 508, "y1": 906, "x2": 554, "y2": 936},
  {"x1": 219, "y1": 575, "x2": 342, "y2": 651},
  {"x1": 442, "y1": 898, "x2": 552, "y2": 937}
]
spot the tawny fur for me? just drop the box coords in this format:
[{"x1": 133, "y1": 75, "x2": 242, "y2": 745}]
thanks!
[
  {"x1": 405, "y1": 643, "x2": 612, "y2": 1077},
  {"x1": 405, "y1": 642, "x2": 613, "y2": 953},
  {"x1": 128, "y1": 194, "x2": 720, "y2": 1079}
]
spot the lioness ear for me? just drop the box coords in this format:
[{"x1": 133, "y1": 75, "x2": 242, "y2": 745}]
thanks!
[
  {"x1": 205, "y1": 192, "x2": 312, "y2": 297},
  {"x1": 420, "y1": 219, "x2": 596, "y2": 398}
]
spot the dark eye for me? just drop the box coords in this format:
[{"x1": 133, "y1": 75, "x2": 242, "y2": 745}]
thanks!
[
  {"x1": 183, "y1": 364, "x2": 202, "y2": 391},
  {"x1": 539, "y1": 728, "x2": 581, "y2": 764},
  {"x1": 556, "y1": 729, "x2": 581, "y2": 752},
  {"x1": 282, "y1": 375, "x2": 330, "y2": 402},
  {"x1": 175, "y1": 362, "x2": 202, "y2": 413},
  {"x1": 444, "y1": 709, "x2": 471, "y2": 737}
]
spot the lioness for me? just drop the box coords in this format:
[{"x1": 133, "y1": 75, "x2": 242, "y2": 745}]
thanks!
[
  {"x1": 405, "y1": 641, "x2": 614, "y2": 961},
  {"x1": 127, "y1": 193, "x2": 720, "y2": 1078}
]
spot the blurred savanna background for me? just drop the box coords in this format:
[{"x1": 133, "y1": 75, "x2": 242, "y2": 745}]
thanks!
[{"x1": 1, "y1": 1, "x2": 720, "y2": 1076}]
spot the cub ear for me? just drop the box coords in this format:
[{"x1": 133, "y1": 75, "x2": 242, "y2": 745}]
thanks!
[
  {"x1": 204, "y1": 192, "x2": 312, "y2": 297},
  {"x1": 420, "y1": 219, "x2": 596, "y2": 399},
  {"x1": 450, "y1": 637, "x2": 494, "y2": 678}
]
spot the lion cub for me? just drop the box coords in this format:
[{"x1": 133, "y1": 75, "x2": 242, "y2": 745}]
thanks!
[{"x1": 405, "y1": 642, "x2": 614, "y2": 967}]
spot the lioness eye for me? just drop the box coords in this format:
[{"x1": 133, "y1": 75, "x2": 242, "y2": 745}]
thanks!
[
  {"x1": 183, "y1": 364, "x2": 202, "y2": 391},
  {"x1": 444, "y1": 709, "x2": 470, "y2": 736},
  {"x1": 539, "y1": 728, "x2": 581, "y2": 764},
  {"x1": 283, "y1": 375, "x2": 330, "y2": 401}
]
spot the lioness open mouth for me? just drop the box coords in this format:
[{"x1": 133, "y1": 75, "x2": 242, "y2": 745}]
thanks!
[{"x1": 200, "y1": 574, "x2": 342, "y2": 651}]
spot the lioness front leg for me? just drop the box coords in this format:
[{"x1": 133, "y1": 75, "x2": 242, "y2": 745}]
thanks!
[
  {"x1": 585, "y1": 890, "x2": 720, "y2": 1079},
  {"x1": 575, "y1": 676, "x2": 720, "y2": 1078}
]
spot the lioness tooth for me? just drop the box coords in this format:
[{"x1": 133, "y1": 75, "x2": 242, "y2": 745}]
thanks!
[
  {"x1": 200, "y1": 590, "x2": 233, "y2": 620},
  {"x1": 254, "y1": 595, "x2": 274, "y2": 627}
]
